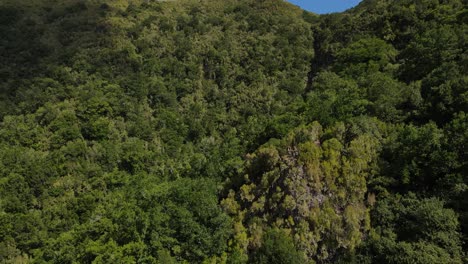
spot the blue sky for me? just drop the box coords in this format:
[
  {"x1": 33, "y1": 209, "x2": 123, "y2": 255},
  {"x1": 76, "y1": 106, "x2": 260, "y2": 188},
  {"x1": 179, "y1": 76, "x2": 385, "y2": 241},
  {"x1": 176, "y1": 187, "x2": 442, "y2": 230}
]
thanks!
[{"x1": 287, "y1": 0, "x2": 362, "y2": 14}]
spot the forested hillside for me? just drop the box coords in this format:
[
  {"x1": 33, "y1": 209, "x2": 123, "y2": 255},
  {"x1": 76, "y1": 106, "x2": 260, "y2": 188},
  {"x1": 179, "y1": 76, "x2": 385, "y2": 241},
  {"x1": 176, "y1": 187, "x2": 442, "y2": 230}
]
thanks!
[{"x1": 0, "y1": 0, "x2": 466, "y2": 263}]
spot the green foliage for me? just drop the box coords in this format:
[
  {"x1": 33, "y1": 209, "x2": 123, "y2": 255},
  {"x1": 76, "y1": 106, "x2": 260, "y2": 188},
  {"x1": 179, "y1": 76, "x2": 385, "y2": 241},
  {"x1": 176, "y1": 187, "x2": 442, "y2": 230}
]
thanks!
[
  {"x1": 0, "y1": 0, "x2": 466, "y2": 263},
  {"x1": 222, "y1": 123, "x2": 379, "y2": 262},
  {"x1": 251, "y1": 228, "x2": 304, "y2": 264},
  {"x1": 335, "y1": 37, "x2": 397, "y2": 77},
  {"x1": 360, "y1": 195, "x2": 463, "y2": 264},
  {"x1": 306, "y1": 72, "x2": 369, "y2": 125}
]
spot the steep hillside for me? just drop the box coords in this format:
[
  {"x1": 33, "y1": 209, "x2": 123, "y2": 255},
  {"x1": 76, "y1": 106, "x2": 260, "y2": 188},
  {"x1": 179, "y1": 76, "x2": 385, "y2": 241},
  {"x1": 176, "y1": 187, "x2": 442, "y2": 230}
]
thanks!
[{"x1": 0, "y1": 0, "x2": 466, "y2": 263}]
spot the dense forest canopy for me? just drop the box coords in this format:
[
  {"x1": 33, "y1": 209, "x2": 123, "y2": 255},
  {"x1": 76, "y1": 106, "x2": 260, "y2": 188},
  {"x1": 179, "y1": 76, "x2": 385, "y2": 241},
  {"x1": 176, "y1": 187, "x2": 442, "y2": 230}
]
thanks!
[{"x1": 0, "y1": 0, "x2": 466, "y2": 263}]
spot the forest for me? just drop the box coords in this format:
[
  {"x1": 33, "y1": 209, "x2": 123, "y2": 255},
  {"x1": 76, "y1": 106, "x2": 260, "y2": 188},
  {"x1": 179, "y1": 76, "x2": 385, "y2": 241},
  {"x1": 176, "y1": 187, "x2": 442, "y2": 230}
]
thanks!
[{"x1": 0, "y1": 0, "x2": 466, "y2": 263}]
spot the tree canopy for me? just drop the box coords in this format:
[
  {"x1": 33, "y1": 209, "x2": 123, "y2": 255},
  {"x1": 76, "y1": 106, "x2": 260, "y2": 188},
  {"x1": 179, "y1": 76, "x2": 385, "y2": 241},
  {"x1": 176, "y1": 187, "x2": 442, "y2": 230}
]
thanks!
[{"x1": 0, "y1": 0, "x2": 466, "y2": 263}]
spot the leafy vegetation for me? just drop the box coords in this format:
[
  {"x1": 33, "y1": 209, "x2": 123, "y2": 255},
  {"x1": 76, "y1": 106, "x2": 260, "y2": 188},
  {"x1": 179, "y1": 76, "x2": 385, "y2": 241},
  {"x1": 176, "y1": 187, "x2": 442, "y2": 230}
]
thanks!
[{"x1": 0, "y1": 0, "x2": 466, "y2": 263}]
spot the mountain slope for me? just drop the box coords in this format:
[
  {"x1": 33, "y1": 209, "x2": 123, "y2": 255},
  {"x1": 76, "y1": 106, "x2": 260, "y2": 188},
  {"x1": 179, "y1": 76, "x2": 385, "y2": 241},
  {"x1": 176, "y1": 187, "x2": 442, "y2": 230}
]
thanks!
[{"x1": 0, "y1": 0, "x2": 466, "y2": 263}]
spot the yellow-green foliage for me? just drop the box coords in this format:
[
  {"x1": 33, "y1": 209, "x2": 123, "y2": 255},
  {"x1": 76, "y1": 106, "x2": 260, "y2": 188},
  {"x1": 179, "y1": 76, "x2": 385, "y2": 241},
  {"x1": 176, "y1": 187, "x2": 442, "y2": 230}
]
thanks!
[{"x1": 223, "y1": 122, "x2": 379, "y2": 261}]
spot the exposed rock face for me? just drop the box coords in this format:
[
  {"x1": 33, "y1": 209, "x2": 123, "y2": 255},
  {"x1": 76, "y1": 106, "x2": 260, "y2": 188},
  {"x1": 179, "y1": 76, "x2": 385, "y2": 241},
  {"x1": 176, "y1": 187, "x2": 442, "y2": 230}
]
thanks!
[{"x1": 222, "y1": 122, "x2": 379, "y2": 262}]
